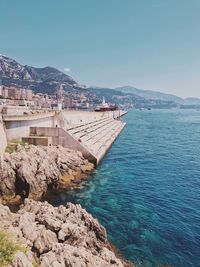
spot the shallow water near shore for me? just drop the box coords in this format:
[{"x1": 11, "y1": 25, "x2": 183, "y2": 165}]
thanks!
[{"x1": 51, "y1": 109, "x2": 200, "y2": 267}]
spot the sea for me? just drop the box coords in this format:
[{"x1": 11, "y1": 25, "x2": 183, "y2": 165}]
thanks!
[{"x1": 51, "y1": 109, "x2": 200, "y2": 267}]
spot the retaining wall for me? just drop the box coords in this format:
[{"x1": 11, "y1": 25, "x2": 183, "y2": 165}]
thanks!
[
  {"x1": 30, "y1": 127, "x2": 97, "y2": 164},
  {"x1": 0, "y1": 115, "x2": 7, "y2": 168},
  {"x1": 4, "y1": 115, "x2": 54, "y2": 141}
]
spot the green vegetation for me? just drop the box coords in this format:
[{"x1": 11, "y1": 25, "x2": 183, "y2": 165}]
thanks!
[
  {"x1": 5, "y1": 139, "x2": 27, "y2": 154},
  {"x1": 33, "y1": 258, "x2": 41, "y2": 267},
  {"x1": 0, "y1": 230, "x2": 23, "y2": 266}
]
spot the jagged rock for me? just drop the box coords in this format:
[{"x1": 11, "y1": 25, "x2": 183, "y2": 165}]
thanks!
[
  {"x1": 18, "y1": 212, "x2": 38, "y2": 245},
  {"x1": 0, "y1": 199, "x2": 133, "y2": 267},
  {"x1": 0, "y1": 145, "x2": 94, "y2": 204},
  {"x1": 34, "y1": 228, "x2": 58, "y2": 254},
  {"x1": 11, "y1": 252, "x2": 34, "y2": 267}
]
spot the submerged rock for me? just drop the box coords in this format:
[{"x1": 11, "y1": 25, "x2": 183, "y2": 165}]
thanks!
[
  {"x1": 0, "y1": 199, "x2": 133, "y2": 267},
  {"x1": 0, "y1": 145, "x2": 94, "y2": 204}
]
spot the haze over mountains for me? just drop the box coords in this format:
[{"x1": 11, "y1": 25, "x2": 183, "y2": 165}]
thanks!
[
  {"x1": 1, "y1": 54, "x2": 200, "y2": 108},
  {"x1": 115, "y1": 86, "x2": 184, "y2": 103},
  {"x1": 114, "y1": 86, "x2": 200, "y2": 105},
  {"x1": 90, "y1": 86, "x2": 200, "y2": 108}
]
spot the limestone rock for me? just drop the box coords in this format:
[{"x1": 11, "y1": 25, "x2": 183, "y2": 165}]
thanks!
[
  {"x1": 0, "y1": 199, "x2": 133, "y2": 267},
  {"x1": 11, "y1": 252, "x2": 34, "y2": 267},
  {"x1": 0, "y1": 145, "x2": 94, "y2": 203},
  {"x1": 34, "y1": 228, "x2": 58, "y2": 254}
]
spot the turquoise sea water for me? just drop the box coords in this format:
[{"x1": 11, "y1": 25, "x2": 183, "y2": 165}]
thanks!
[{"x1": 51, "y1": 109, "x2": 200, "y2": 267}]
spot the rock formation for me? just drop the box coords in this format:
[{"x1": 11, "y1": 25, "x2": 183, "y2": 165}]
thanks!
[
  {"x1": 0, "y1": 199, "x2": 133, "y2": 267},
  {"x1": 0, "y1": 145, "x2": 94, "y2": 204}
]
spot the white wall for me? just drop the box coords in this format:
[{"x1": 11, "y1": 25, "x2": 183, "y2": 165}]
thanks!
[
  {"x1": 5, "y1": 116, "x2": 54, "y2": 141},
  {"x1": 30, "y1": 127, "x2": 97, "y2": 164},
  {"x1": 0, "y1": 115, "x2": 7, "y2": 168}
]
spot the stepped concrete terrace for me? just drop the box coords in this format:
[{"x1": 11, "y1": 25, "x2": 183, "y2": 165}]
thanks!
[
  {"x1": 65, "y1": 111, "x2": 126, "y2": 164},
  {"x1": 30, "y1": 110, "x2": 127, "y2": 165}
]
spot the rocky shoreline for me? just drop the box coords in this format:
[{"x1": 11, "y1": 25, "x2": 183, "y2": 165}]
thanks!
[
  {"x1": 0, "y1": 199, "x2": 134, "y2": 267},
  {"x1": 0, "y1": 145, "x2": 135, "y2": 266},
  {"x1": 0, "y1": 145, "x2": 94, "y2": 205}
]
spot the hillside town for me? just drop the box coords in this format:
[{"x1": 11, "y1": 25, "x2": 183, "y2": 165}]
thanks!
[{"x1": 0, "y1": 80, "x2": 102, "y2": 114}]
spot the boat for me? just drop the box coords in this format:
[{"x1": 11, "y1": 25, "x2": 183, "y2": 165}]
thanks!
[{"x1": 95, "y1": 97, "x2": 117, "y2": 112}]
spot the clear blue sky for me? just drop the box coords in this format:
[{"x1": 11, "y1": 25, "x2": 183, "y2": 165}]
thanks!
[{"x1": 0, "y1": 0, "x2": 200, "y2": 97}]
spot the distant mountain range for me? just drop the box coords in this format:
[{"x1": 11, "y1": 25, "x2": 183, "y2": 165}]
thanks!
[
  {"x1": 1, "y1": 54, "x2": 200, "y2": 108},
  {"x1": 115, "y1": 86, "x2": 184, "y2": 103},
  {"x1": 89, "y1": 86, "x2": 200, "y2": 108},
  {"x1": 0, "y1": 55, "x2": 86, "y2": 95}
]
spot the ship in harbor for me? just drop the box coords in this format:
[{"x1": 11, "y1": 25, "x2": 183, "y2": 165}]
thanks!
[{"x1": 95, "y1": 97, "x2": 117, "y2": 112}]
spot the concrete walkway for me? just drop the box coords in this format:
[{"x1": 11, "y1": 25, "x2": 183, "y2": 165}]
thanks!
[{"x1": 64, "y1": 111, "x2": 126, "y2": 164}]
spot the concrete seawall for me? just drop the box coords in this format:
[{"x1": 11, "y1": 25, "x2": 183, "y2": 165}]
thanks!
[
  {"x1": 30, "y1": 126, "x2": 97, "y2": 164},
  {"x1": 0, "y1": 115, "x2": 7, "y2": 168},
  {"x1": 62, "y1": 111, "x2": 127, "y2": 164},
  {"x1": 1, "y1": 110, "x2": 127, "y2": 165},
  {"x1": 30, "y1": 110, "x2": 127, "y2": 165},
  {"x1": 3, "y1": 112, "x2": 55, "y2": 141}
]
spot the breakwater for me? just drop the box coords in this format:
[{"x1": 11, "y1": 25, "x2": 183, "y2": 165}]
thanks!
[{"x1": 1, "y1": 109, "x2": 127, "y2": 165}]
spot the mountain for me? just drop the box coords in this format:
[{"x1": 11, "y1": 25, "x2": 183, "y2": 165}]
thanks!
[
  {"x1": 2, "y1": 55, "x2": 200, "y2": 108},
  {"x1": 115, "y1": 86, "x2": 184, "y2": 103},
  {"x1": 0, "y1": 55, "x2": 85, "y2": 95},
  {"x1": 90, "y1": 86, "x2": 200, "y2": 109},
  {"x1": 184, "y1": 97, "x2": 200, "y2": 105},
  {"x1": 89, "y1": 87, "x2": 178, "y2": 108},
  {"x1": 90, "y1": 87, "x2": 141, "y2": 101}
]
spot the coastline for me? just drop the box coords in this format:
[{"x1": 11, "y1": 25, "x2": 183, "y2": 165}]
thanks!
[
  {"x1": 0, "y1": 144, "x2": 95, "y2": 206},
  {"x1": 0, "y1": 144, "x2": 135, "y2": 266},
  {"x1": 0, "y1": 199, "x2": 135, "y2": 267}
]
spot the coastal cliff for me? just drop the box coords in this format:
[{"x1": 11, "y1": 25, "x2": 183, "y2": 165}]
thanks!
[
  {"x1": 0, "y1": 145, "x2": 94, "y2": 204},
  {"x1": 0, "y1": 199, "x2": 133, "y2": 267}
]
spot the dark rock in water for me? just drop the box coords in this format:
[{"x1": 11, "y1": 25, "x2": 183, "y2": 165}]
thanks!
[
  {"x1": 0, "y1": 199, "x2": 133, "y2": 267},
  {"x1": 0, "y1": 145, "x2": 94, "y2": 204}
]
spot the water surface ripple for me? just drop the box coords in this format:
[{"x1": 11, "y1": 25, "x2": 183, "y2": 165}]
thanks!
[{"x1": 51, "y1": 109, "x2": 200, "y2": 267}]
